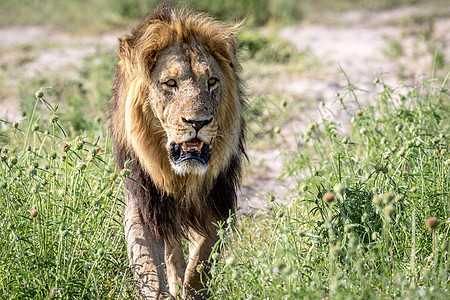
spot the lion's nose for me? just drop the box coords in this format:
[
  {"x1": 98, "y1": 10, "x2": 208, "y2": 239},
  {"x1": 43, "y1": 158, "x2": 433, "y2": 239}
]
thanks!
[{"x1": 182, "y1": 117, "x2": 213, "y2": 132}]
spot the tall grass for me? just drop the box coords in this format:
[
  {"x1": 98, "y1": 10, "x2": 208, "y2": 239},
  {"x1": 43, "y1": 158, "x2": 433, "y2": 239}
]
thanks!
[
  {"x1": 206, "y1": 74, "x2": 449, "y2": 299},
  {"x1": 0, "y1": 91, "x2": 132, "y2": 298}
]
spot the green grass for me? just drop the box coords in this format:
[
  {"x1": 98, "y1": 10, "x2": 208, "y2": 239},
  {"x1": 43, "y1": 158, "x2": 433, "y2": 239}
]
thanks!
[
  {"x1": 1, "y1": 56, "x2": 449, "y2": 300},
  {"x1": 0, "y1": 92, "x2": 132, "y2": 298},
  {"x1": 206, "y1": 74, "x2": 450, "y2": 299}
]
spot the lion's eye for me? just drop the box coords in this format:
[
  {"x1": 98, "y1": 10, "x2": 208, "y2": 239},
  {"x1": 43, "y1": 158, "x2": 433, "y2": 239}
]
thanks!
[
  {"x1": 164, "y1": 79, "x2": 177, "y2": 88},
  {"x1": 207, "y1": 77, "x2": 219, "y2": 88}
]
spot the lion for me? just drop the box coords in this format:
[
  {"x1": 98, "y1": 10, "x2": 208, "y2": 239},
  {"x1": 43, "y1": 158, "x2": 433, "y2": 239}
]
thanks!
[{"x1": 109, "y1": 1, "x2": 246, "y2": 299}]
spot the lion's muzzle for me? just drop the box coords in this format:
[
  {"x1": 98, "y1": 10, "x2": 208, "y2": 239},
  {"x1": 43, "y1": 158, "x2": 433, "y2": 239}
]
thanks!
[{"x1": 170, "y1": 138, "x2": 210, "y2": 165}]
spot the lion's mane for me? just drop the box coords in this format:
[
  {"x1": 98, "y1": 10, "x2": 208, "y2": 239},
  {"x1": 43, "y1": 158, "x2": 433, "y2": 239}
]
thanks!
[{"x1": 109, "y1": 1, "x2": 246, "y2": 240}]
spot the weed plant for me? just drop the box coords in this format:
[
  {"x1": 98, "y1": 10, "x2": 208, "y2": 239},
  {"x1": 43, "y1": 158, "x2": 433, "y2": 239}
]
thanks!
[
  {"x1": 206, "y1": 74, "x2": 449, "y2": 299},
  {"x1": 0, "y1": 90, "x2": 132, "y2": 298}
]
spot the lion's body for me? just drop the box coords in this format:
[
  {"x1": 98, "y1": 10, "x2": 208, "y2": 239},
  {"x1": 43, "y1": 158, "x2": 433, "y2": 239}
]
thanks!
[{"x1": 109, "y1": 1, "x2": 246, "y2": 298}]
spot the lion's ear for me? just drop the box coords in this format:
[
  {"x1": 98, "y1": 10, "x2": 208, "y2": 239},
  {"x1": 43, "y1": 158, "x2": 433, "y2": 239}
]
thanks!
[
  {"x1": 226, "y1": 20, "x2": 245, "y2": 66},
  {"x1": 118, "y1": 35, "x2": 135, "y2": 75},
  {"x1": 144, "y1": 0, "x2": 173, "y2": 23}
]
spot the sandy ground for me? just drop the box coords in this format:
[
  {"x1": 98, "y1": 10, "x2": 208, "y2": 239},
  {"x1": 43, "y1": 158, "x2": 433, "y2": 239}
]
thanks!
[{"x1": 1, "y1": 4, "x2": 449, "y2": 212}]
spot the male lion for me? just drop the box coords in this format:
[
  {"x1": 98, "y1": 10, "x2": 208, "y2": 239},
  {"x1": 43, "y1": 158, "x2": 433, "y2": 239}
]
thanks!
[{"x1": 109, "y1": 1, "x2": 246, "y2": 298}]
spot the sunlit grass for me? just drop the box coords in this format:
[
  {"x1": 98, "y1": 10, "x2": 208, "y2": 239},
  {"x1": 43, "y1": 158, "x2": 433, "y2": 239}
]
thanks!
[{"x1": 207, "y1": 74, "x2": 449, "y2": 299}]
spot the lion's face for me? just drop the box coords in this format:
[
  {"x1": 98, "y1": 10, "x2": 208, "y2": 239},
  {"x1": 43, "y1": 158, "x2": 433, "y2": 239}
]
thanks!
[
  {"x1": 112, "y1": 10, "x2": 245, "y2": 192},
  {"x1": 148, "y1": 43, "x2": 222, "y2": 176}
]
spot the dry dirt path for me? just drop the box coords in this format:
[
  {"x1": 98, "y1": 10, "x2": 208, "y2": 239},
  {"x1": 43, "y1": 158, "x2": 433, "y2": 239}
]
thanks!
[{"x1": 1, "y1": 4, "x2": 449, "y2": 212}]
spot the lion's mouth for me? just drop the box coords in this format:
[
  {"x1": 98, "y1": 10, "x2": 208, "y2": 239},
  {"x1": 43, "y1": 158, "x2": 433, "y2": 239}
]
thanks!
[{"x1": 170, "y1": 138, "x2": 210, "y2": 165}]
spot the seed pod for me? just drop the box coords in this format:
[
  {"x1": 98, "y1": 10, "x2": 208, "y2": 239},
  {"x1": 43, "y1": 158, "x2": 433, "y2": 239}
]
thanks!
[
  {"x1": 359, "y1": 127, "x2": 368, "y2": 135},
  {"x1": 323, "y1": 192, "x2": 335, "y2": 204},
  {"x1": 384, "y1": 192, "x2": 394, "y2": 202},
  {"x1": 49, "y1": 114, "x2": 59, "y2": 123},
  {"x1": 30, "y1": 209, "x2": 38, "y2": 218},
  {"x1": 35, "y1": 89, "x2": 44, "y2": 98},
  {"x1": 426, "y1": 217, "x2": 439, "y2": 229}
]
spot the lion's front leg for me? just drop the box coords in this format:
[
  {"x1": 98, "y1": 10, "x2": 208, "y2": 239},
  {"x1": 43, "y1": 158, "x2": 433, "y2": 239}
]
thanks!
[
  {"x1": 124, "y1": 191, "x2": 171, "y2": 299},
  {"x1": 183, "y1": 229, "x2": 219, "y2": 299},
  {"x1": 165, "y1": 237, "x2": 186, "y2": 297}
]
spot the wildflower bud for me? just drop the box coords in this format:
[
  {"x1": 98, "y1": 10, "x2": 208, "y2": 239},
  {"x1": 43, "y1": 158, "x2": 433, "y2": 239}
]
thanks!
[
  {"x1": 60, "y1": 155, "x2": 66, "y2": 162},
  {"x1": 342, "y1": 136, "x2": 349, "y2": 144},
  {"x1": 62, "y1": 143, "x2": 70, "y2": 152},
  {"x1": 280, "y1": 99, "x2": 287, "y2": 107},
  {"x1": 406, "y1": 140, "x2": 414, "y2": 148},
  {"x1": 120, "y1": 169, "x2": 130, "y2": 178},
  {"x1": 12, "y1": 122, "x2": 19, "y2": 129},
  {"x1": 323, "y1": 192, "x2": 335, "y2": 204},
  {"x1": 31, "y1": 124, "x2": 40, "y2": 132},
  {"x1": 211, "y1": 252, "x2": 220, "y2": 261},
  {"x1": 356, "y1": 110, "x2": 363, "y2": 116},
  {"x1": 49, "y1": 152, "x2": 57, "y2": 160},
  {"x1": 426, "y1": 217, "x2": 439, "y2": 229},
  {"x1": 1, "y1": 147, "x2": 7, "y2": 154},
  {"x1": 269, "y1": 194, "x2": 275, "y2": 202},
  {"x1": 26, "y1": 166, "x2": 37, "y2": 176},
  {"x1": 391, "y1": 146, "x2": 397, "y2": 152},
  {"x1": 273, "y1": 127, "x2": 281, "y2": 134},
  {"x1": 375, "y1": 163, "x2": 383, "y2": 173},
  {"x1": 35, "y1": 89, "x2": 44, "y2": 98},
  {"x1": 90, "y1": 148, "x2": 98, "y2": 157},
  {"x1": 394, "y1": 194, "x2": 404, "y2": 203},
  {"x1": 196, "y1": 263, "x2": 205, "y2": 273},
  {"x1": 384, "y1": 192, "x2": 394, "y2": 202},
  {"x1": 432, "y1": 137, "x2": 439, "y2": 145},
  {"x1": 383, "y1": 152, "x2": 390, "y2": 160},
  {"x1": 410, "y1": 186, "x2": 418, "y2": 194},
  {"x1": 415, "y1": 139, "x2": 422, "y2": 147},
  {"x1": 77, "y1": 162, "x2": 87, "y2": 172},
  {"x1": 75, "y1": 140, "x2": 84, "y2": 150},
  {"x1": 94, "y1": 116, "x2": 101, "y2": 123},
  {"x1": 30, "y1": 209, "x2": 38, "y2": 218},
  {"x1": 398, "y1": 148, "x2": 406, "y2": 157},
  {"x1": 359, "y1": 127, "x2": 367, "y2": 135},
  {"x1": 0, "y1": 153, "x2": 7, "y2": 161},
  {"x1": 109, "y1": 173, "x2": 118, "y2": 181},
  {"x1": 49, "y1": 114, "x2": 59, "y2": 123}
]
